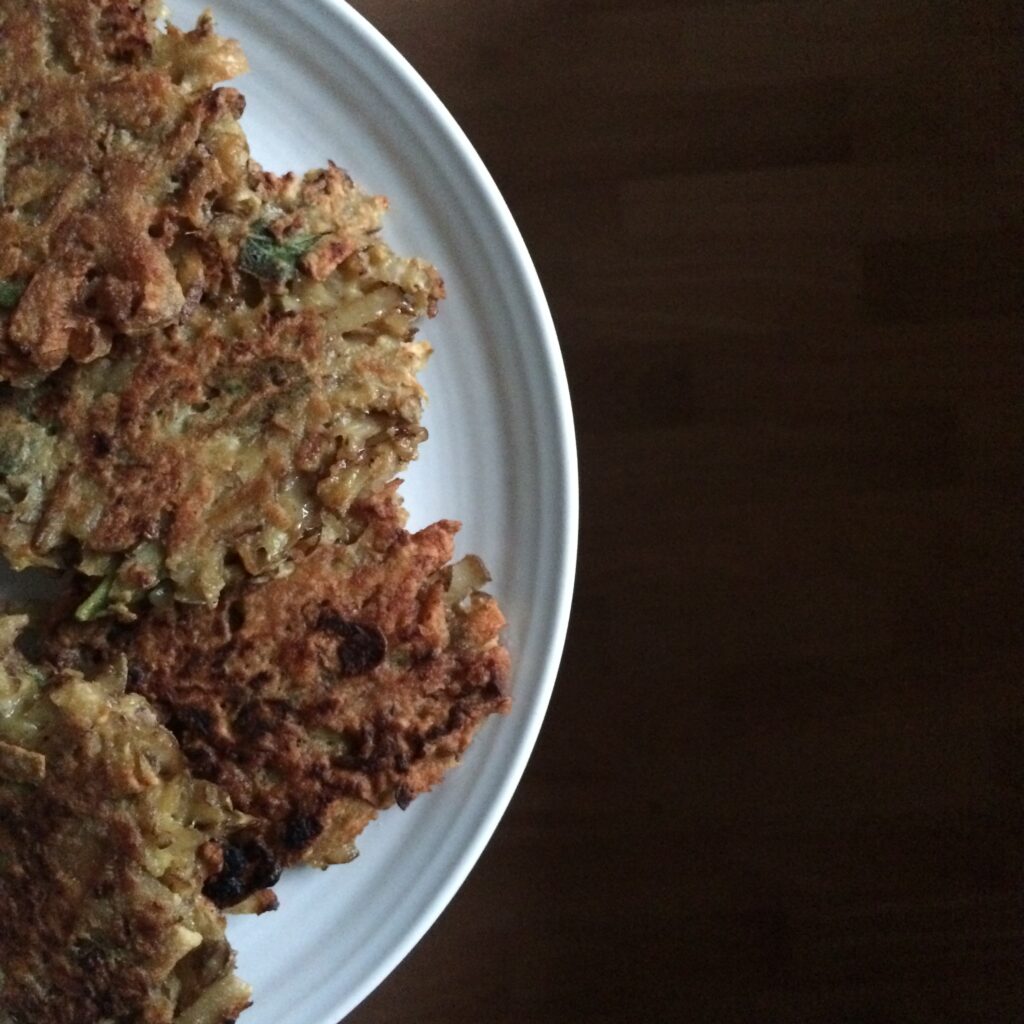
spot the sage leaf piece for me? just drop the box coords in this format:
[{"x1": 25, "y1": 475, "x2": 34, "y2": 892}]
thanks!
[{"x1": 239, "y1": 222, "x2": 325, "y2": 284}]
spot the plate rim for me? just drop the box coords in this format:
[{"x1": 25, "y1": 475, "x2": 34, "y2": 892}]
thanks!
[{"x1": 298, "y1": 2, "x2": 578, "y2": 1019}]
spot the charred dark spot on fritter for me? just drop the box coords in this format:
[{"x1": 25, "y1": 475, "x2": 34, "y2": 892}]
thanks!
[
  {"x1": 483, "y1": 668, "x2": 507, "y2": 700},
  {"x1": 202, "y1": 836, "x2": 282, "y2": 908},
  {"x1": 314, "y1": 606, "x2": 387, "y2": 677},
  {"x1": 98, "y1": 618, "x2": 134, "y2": 654},
  {"x1": 338, "y1": 623, "x2": 387, "y2": 676},
  {"x1": 282, "y1": 812, "x2": 323, "y2": 852},
  {"x1": 267, "y1": 361, "x2": 289, "y2": 387},
  {"x1": 235, "y1": 698, "x2": 290, "y2": 739},
  {"x1": 332, "y1": 716, "x2": 418, "y2": 780},
  {"x1": 90, "y1": 431, "x2": 112, "y2": 457},
  {"x1": 313, "y1": 607, "x2": 350, "y2": 635},
  {"x1": 70, "y1": 938, "x2": 107, "y2": 973},
  {"x1": 165, "y1": 704, "x2": 214, "y2": 740},
  {"x1": 181, "y1": 742, "x2": 220, "y2": 781},
  {"x1": 226, "y1": 599, "x2": 245, "y2": 633},
  {"x1": 248, "y1": 669, "x2": 272, "y2": 691},
  {"x1": 425, "y1": 704, "x2": 468, "y2": 744}
]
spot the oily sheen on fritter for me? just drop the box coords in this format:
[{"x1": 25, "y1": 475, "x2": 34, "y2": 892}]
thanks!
[
  {"x1": 47, "y1": 485, "x2": 511, "y2": 878},
  {"x1": 0, "y1": 1, "x2": 252, "y2": 382},
  {"x1": 0, "y1": 0, "x2": 444, "y2": 612},
  {"x1": 0, "y1": 158, "x2": 442, "y2": 611},
  {"x1": 0, "y1": 615, "x2": 251, "y2": 1024}
]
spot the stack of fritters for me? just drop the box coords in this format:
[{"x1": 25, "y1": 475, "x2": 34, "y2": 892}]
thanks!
[
  {"x1": 0, "y1": 3, "x2": 509, "y2": 1021},
  {"x1": 48, "y1": 483, "x2": 511, "y2": 881},
  {"x1": 0, "y1": 615, "x2": 253, "y2": 1024}
]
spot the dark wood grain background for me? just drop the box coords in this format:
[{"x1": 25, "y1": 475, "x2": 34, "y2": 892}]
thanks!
[{"x1": 345, "y1": 2, "x2": 1022, "y2": 1022}]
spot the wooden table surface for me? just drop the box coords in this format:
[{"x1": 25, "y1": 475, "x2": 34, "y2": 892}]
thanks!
[{"x1": 345, "y1": 3, "x2": 1022, "y2": 1022}]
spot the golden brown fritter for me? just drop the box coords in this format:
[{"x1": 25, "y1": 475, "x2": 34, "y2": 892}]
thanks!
[
  {"x1": 0, "y1": 160, "x2": 442, "y2": 611},
  {"x1": 46, "y1": 484, "x2": 511, "y2": 871},
  {"x1": 0, "y1": 2, "x2": 444, "y2": 611},
  {"x1": 0, "y1": 614, "x2": 252, "y2": 1024},
  {"x1": 0, "y1": 1, "x2": 254, "y2": 382}
]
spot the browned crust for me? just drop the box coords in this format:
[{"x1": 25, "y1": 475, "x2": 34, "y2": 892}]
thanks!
[
  {"x1": 0, "y1": 157, "x2": 442, "y2": 607},
  {"x1": 46, "y1": 484, "x2": 511, "y2": 874},
  {"x1": 0, "y1": 797, "x2": 248, "y2": 1024},
  {"x1": 29, "y1": 268, "x2": 420, "y2": 556},
  {"x1": 0, "y1": 621, "x2": 251, "y2": 1023},
  {"x1": 0, "y1": 1, "x2": 250, "y2": 380},
  {"x1": 0, "y1": 2, "x2": 445, "y2": 607}
]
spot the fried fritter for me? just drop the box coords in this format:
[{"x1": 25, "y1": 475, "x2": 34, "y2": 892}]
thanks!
[
  {"x1": 0, "y1": 614, "x2": 251, "y2": 1024},
  {"x1": 47, "y1": 484, "x2": 511, "y2": 871},
  {"x1": 0, "y1": 1, "x2": 254, "y2": 382},
  {"x1": 0, "y1": 160, "x2": 442, "y2": 611},
  {"x1": 0, "y1": 1, "x2": 443, "y2": 611}
]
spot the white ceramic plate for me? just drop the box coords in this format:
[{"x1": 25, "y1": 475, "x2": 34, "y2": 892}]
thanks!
[
  {"x1": 0, "y1": 3, "x2": 575, "y2": 1019},
  {"x1": 165, "y1": 2, "x2": 575, "y2": 1021}
]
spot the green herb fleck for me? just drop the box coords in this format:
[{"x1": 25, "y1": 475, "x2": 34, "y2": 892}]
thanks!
[
  {"x1": 0, "y1": 279, "x2": 24, "y2": 310},
  {"x1": 74, "y1": 571, "x2": 116, "y2": 622},
  {"x1": 0, "y1": 433, "x2": 28, "y2": 476},
  {"x1": 238, "y1": 222, "x2": 325, "y2": 284}
]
